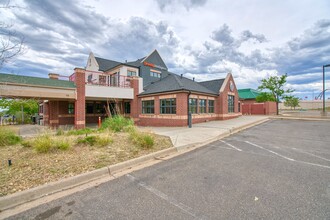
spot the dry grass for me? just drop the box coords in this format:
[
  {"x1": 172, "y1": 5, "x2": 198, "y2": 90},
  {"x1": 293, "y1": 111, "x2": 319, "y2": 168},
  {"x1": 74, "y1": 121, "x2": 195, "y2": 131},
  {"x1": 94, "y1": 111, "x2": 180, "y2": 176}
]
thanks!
[{"x1": 0, "y1": 132, "x2": 172, "y2": 196}]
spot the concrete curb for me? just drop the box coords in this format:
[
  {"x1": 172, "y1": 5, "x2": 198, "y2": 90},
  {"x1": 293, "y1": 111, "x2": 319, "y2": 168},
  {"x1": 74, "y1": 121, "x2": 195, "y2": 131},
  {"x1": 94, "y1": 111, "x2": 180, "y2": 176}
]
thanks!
[
  {"x1": 176, "y1": 118, "x2": 269, "y2": 152},
  {"x1": 271, "y1": 116, "x2": 330, "y2": 121},
  {"x1": 0, "y1": 147, "x2": 177, "y2": 211}
]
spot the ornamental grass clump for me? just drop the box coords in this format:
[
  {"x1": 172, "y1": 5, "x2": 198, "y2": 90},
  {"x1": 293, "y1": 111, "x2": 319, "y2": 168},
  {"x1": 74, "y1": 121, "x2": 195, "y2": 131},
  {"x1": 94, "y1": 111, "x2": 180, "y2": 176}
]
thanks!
[
  {"x1": 0, "y1": 127, "x2": 21, "y2": 146},
  {"x1": 101, "y1": 115, "x2": 134, "y2": 132},
  {"x1": 129, "y1": 130, "x2": 154, "y2": 149},
  {"x1": 77, "y1": 135, "x2": 113, "y2": 147},
  {"x1": 23, "y1": 134, "x2": 71, "y2": 153}
]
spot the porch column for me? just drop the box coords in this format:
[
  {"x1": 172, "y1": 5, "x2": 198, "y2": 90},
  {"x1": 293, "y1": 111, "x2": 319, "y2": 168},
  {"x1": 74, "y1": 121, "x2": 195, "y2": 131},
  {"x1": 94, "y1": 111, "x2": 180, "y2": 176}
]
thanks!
[
  {"x1": 130, "y1": 77, "x2": 140, "y2": 119},
  {"x1": 74, "y1": 68, "x2": 86, "y2": 129}
]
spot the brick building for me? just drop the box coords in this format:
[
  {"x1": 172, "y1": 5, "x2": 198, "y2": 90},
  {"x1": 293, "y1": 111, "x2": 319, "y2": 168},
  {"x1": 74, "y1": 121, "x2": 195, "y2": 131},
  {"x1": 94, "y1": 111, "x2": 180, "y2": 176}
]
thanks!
[
  {"x1": 238, "y1": 88, "x2": 276, "y2": 115},
  {"x1": 0, "y1": 50, "x2": 241, "y2": 128}
]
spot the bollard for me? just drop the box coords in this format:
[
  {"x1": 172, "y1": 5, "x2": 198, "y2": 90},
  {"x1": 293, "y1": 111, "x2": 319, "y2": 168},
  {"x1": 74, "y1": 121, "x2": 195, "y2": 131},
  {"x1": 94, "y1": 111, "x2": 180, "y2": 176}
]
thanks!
[
  {"x1": 188, "y1": 113, "x2": 192, "y2": 128},
  {"x1": 8, "y1": 159, "x2": 12, "y2": 166},
  {"x1": 98, "y1": 117, "x2": 101, "y2": 128}
]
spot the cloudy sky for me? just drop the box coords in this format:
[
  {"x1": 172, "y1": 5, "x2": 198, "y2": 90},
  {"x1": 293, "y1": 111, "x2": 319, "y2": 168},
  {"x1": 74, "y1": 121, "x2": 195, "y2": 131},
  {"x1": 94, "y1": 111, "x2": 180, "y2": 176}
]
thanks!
[{"x1": 1, "y1": 0, "x2": 330, "y2": 99}]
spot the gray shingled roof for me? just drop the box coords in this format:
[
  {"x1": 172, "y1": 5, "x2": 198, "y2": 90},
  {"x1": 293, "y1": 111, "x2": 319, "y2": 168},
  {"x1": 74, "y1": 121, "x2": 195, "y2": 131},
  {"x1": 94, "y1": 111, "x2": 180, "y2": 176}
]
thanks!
[
  {"x1": 125, "y1": 57, "x2": 144, "y2": 67},
  {"x1": 0, "y1": 73, "x2": 76, "y2": 88},
  {"x1": 95, "y1": 57, "x2": 121, "y2": 71},
  {"x1": 140, "y1": 73, "x2": 218, "y2": 96},
  {"x1": 199, "y1": 79, "x2": 225, "y2": 94}
]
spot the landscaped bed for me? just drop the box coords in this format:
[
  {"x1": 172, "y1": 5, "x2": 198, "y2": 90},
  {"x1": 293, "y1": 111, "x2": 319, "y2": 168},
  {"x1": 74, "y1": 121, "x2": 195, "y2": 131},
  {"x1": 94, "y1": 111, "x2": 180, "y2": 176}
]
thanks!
[{"x1": 0, "y1": 117, "x2": 173, "y2": 197}]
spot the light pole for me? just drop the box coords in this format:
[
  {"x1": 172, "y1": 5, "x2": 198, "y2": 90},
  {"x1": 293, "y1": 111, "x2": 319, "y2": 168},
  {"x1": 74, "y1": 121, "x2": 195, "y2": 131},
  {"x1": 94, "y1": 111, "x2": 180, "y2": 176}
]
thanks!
[{"x1": 322, "y1": 64, "x2": 330, "y2": 115}]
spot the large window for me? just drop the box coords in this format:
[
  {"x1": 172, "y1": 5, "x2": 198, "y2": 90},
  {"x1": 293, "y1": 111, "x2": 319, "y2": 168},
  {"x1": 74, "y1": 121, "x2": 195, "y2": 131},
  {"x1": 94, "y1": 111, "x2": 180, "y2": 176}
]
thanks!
[
  {"x1": 160, "y1": 98, "x2": 176, "y2": 114},
  {"x1": 127, "y1": 70, "x2": 136, "y2": 77},
  {"x1": 86, "y1": 103, "x2": 94, "y2": 114},
  {"x1": 150, "y1": 70, "x2": 161, "y2": 78},
  {"x1": 208, "y1": 100, "x2": 214, "y2": 113},
  {"x1": 96, "y1": 103, "x2": 105, "y2": 114},
  {"x1": 68, "y1": 103, "x2": 74, "y2": 114},
  {"x1": 199, "y1": 99, "x2": 206, "y2": 113},
  {"x1": 189, "y1": 98, "x2": 197, "y2": 113},
  {"x1": 228, "y1": 95, "x2": 235, "y2": 113},
  {"x1": 142, "y1": 100, "x2": 154, "y2": 114}
]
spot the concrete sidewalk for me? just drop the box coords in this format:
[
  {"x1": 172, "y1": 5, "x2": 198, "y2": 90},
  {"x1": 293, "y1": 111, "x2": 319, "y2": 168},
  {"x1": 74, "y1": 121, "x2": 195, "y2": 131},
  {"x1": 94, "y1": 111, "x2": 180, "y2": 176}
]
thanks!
[{"x1": 140, "y1": 115, "x2": 269, "y2": 150}]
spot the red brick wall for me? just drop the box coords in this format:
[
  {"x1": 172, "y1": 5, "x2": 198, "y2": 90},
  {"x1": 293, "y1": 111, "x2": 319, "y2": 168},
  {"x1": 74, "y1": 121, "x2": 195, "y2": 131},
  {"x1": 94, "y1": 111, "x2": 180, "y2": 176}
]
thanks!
[
  {"x1": 48, "y1": 101, "x2": 59, "y2": 128},
  {"x1": 241, "y1": 101, "x2": 277, "y2": 115},
  {"x1": 130, "y1": 77, "x2": 140, "y2": 120},
  {"x1": 265, "y1": 101, "x2": 277, "y2": 115},
  {"x1": 74, "y1": 68, "x2": 86, "y2": 129}
]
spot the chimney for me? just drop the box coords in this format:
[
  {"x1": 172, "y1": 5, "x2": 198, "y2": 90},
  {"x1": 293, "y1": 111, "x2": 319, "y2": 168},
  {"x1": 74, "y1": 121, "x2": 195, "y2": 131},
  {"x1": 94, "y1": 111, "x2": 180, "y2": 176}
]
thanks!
[
  {"x1": 180, "y1": 74, "x2": 183, "y2": 78},
  {"x1": 125, "y1": 60, "x2": 127, "y2": 63},
  {"x1": 193, "y1": 77, "x2": 195, "y2": 81},
  {"x1": 48, "y1": 73, "x2": 59, "y2": 80}
]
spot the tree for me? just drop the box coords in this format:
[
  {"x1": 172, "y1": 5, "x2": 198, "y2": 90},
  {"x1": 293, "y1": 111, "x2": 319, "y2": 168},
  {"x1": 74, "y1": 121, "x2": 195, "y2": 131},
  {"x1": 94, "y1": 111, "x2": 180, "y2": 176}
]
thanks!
[
  {"x1": 0, "y1": 1, "x2": 25, "y2": 68},
  {"x1": 258, "y1": 74, "x2": 293, "y2": 115},
  {"x1": 0, "y1": 98, "x2": 38, "y2": 123},
  {"x1": 284, "y1": 96, "x2": 300, "y2": 110},
  {"x1": 255, "y1": 92, "x2": 276, "y2": 103}
]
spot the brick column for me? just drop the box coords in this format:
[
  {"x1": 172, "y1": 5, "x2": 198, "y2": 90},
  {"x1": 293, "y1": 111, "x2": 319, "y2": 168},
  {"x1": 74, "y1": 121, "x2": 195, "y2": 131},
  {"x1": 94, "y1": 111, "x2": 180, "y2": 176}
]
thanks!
[
  {"x1": 130, "y1": 77, "x2": 140, "y2": 120},
  {"x1": 49, "y1": 101, "x2": 59, "y2": 128},
  {"x1": 43, "y1": 101, "x2": 49, "y2": 126},
  {"x1": 74, "y1": 68, "x2": 86, "y2": 129}
]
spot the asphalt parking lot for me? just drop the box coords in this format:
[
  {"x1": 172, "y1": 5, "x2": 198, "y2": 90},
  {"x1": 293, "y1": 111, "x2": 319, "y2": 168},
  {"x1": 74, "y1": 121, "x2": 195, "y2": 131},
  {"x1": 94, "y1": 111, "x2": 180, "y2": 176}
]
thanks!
[{"x1": 6, "y1": 119, "x2": 330, "y2": 219}]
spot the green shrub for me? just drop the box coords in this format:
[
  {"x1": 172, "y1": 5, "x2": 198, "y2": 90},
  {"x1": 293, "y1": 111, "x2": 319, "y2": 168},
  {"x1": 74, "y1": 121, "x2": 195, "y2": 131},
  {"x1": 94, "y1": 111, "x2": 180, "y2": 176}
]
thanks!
[
  {"x1": 34, "y1": 135, "x2": 52, "y2": 153},
  {"x1": 101, "y1": 115, "x2": 134, "y2": 132},
  {"x1": 67, "y1": 128, "x2": 94, "y2": 136},
  {"x1": 0, "y1": 127, "x2": 21, "y2": 146},
  {"x1": 25, "y1": 135, "x2": 71, "y2": 153},
  {"x1": 55, "y1": 139, "x2": 70, "y2": 150},
  {"x1": 77, "y1": 135, "x2": 112, "y2": 147},
  {"x1": 130, "y1": 131, "x2": 154, "y2": 149}
]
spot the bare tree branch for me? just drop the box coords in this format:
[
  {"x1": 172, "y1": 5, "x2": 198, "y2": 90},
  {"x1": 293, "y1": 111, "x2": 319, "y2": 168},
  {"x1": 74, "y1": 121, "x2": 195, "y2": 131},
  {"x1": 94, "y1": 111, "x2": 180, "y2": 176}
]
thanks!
[{"x1": 0, "y1": 0, "x2": 25, "y2": 68}]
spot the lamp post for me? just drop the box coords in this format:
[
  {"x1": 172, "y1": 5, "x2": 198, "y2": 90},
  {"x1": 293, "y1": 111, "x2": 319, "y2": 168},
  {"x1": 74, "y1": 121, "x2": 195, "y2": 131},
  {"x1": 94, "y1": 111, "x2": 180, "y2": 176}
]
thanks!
[{"x1": 322, "y1": 64, "x2": 330, "y2": 115}]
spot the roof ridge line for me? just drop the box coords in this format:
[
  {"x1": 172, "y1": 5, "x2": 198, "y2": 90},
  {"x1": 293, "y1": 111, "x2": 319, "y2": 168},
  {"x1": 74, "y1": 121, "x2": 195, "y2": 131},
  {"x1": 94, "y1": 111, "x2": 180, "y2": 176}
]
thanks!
[{"x1": 173, "y1": 74, "x2": 184, "y2": 88}]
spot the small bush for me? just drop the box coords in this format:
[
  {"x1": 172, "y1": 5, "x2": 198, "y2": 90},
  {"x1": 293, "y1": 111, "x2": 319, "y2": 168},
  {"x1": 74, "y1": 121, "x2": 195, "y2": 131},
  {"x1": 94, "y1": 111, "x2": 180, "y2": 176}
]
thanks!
[
  {"x1": 0, "y1": 127, "x2": 21, "y2": 146},
  {"x1": 129, "y1": 131, "x2": 154, "y2": 149},
  {"x1": 67, "y1": 128, "x2": 94, "y2": 136},
  {"x1": 101, "y1": 116, "x2": 134, "y2": 132},
  {"x1": 55, "y1": 139, "x2": 70, "y2": 150},
  {"x1": 77, "y1": 135, "x2": 112, "y2": 147},
  {"x1": 25, "y1": 135, "x2": 71, "y2": 153},
  {"x1": 34, "y1": 135, "x2": 52, "y2": 153}
]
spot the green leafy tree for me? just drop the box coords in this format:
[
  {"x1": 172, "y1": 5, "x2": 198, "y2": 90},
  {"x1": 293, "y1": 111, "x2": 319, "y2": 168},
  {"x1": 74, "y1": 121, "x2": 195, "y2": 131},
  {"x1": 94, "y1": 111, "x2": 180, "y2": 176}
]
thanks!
[
  {"x1": 284, "y1": 96, "x2": 300, "y2": 110},
  {"x1": 0, "y1": 98, "x2": 38, "y2": 123},
  {"x1": 255, "y1": 92, "x2": 276, "y2": 103},
  {"x1": 258, "y1": 74, "x2": 293, "y2": 115}
]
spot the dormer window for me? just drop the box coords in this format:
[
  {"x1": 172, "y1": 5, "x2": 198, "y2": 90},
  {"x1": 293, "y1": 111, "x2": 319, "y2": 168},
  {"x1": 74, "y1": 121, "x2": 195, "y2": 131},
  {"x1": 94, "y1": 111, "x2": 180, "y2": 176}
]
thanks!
[{"x1": 150, "y1": 70, "x2": 161, "y2": 78}]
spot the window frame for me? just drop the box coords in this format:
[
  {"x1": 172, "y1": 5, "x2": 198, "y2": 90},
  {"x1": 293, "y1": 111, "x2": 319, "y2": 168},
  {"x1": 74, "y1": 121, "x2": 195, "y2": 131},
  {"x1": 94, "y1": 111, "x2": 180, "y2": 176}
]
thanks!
[
  {"x1": 142, "y1": 100, "x2": 155, "y2": 114},
  {"x1": 208, "y1": 100, "x2": 215, "y2": 113},
  {"x1": 228, "y1": 95, "x2": 235, "y2": 113},
  {"x1": 124, "y1": 102, "x2": 131, "y2": 114},
  {"x1": 199, "y1": 99, "x2": 206, "y2": 113},
  {"x1": 127, "y1": 70, "x2": 136, "y2": 77},
  {"x1": 189, "y1": 98, "x2": 197, "y2": 114},
  {"x1": 68, "y1": 103, "x2": 74, "y2": 114},
  {"x1": 160, "y1": 98, "x2": 176, "y2": 114}
]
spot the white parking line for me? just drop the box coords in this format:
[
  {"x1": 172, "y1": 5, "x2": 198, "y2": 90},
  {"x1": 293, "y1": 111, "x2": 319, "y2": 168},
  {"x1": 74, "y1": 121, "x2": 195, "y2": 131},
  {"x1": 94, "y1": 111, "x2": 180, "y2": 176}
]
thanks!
[
  {"x1": 245, "y1": 141, "x2": 330, "y2": 169},
  {"x1": 126, "y1": 174, "x2": 204, "y2": 219},
  {"x1": 291, "y1": 148, "x2": 330, "y2": 162},
  {"x1": 219, "y1": 140, "x2": 242, "y2": 151}
]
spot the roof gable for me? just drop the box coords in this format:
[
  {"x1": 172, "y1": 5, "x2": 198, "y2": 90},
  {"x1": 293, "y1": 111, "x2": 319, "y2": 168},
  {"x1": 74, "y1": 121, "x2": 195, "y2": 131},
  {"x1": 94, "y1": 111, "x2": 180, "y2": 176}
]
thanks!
[{"x1": 141, "y1": 50, "x2": 167, "y2": 70}]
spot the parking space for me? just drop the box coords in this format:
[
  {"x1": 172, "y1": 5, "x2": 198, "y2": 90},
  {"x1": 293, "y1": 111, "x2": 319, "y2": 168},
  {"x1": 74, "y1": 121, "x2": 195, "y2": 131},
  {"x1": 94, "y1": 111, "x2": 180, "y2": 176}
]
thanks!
[{"x1": 6, "y1": 119, "x2": 330, "y2": 219}]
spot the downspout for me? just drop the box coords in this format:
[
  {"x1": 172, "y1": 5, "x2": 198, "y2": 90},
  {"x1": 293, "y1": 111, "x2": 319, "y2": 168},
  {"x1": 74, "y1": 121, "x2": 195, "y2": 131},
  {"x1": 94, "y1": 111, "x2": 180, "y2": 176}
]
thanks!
[{"x1": 187, "y1": 90, "x2": 192, "y2": 128}]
